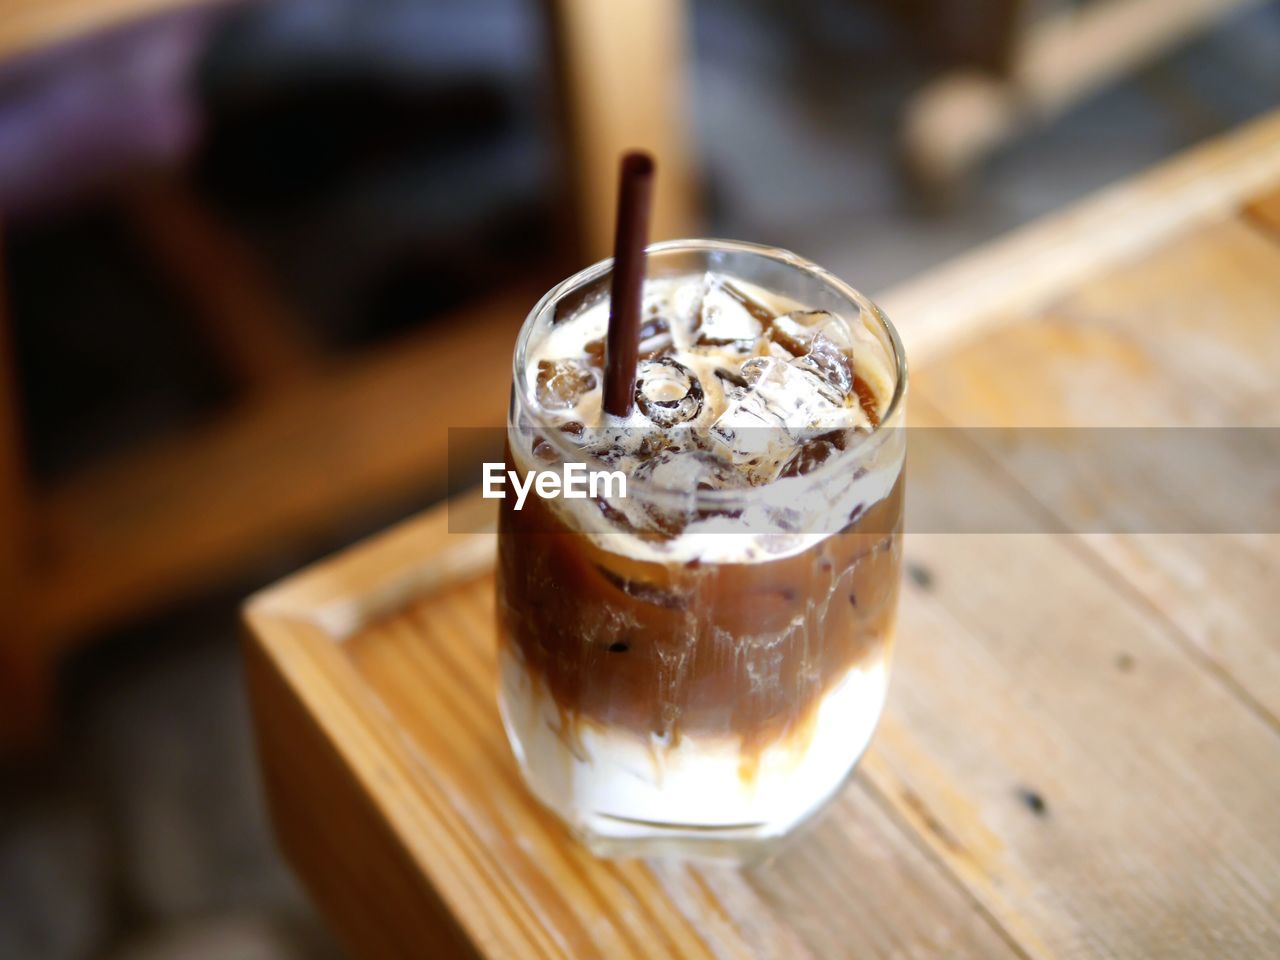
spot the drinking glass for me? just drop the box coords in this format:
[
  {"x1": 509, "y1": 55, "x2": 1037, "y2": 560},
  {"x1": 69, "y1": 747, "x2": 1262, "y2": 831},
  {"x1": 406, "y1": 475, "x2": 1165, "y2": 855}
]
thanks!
[{"x1": 496, "y1": 240, "x2": 907, "y2": 861}]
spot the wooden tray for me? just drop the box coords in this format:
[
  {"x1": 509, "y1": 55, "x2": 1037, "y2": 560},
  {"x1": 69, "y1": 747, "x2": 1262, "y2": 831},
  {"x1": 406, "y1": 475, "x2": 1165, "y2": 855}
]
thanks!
[
  {"x1": 245, "y1": 113, "x2": 1280, "y2": 960},
  {"x1": 243, "y1": 494, "x2": 1019, "y2": 960}
]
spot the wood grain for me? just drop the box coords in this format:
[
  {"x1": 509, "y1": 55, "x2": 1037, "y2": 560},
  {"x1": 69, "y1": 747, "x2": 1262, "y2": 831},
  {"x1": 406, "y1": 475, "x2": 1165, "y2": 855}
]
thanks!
[
  {"x1": 868, "y1": 406, "x2": 1280, "y2": 957},
  {"x1": 910, "y1": 214, "x2": 1280, "y2": 726},
  {"x1": 877, "y1": 528, "x2": 1280, "y2": 957}
]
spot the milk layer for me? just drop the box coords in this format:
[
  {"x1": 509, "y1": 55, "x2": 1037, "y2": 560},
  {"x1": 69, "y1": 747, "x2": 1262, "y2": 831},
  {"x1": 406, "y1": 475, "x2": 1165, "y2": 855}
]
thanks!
[{"x1": 498, "y1": 646, "x2": 889, "y2": 840}]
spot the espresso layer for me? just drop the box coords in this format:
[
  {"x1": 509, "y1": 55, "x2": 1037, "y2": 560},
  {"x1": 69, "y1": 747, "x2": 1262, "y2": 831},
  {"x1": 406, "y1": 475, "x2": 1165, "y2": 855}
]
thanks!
[{"x1": 496, "y1": 471, "x2": 903, "y2": 762}]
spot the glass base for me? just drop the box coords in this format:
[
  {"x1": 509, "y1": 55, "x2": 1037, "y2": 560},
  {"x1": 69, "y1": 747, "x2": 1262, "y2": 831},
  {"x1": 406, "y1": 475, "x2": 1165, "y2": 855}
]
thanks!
[
  {"x1": 564, "y1": 803, "x2": 845, "y2": 864},
  {"x1": 574, "y1": 821, "x2": 789, "y2": 865},
  {"x1": 499, "y1": 651, "x2": 887, "y2": 863}
]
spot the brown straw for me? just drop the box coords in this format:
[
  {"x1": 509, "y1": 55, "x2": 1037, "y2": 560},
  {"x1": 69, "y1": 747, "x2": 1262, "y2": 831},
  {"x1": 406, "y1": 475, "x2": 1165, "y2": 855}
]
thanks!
[{"x1": 602, "y1": 151, "x2": 655, "y2": 418}]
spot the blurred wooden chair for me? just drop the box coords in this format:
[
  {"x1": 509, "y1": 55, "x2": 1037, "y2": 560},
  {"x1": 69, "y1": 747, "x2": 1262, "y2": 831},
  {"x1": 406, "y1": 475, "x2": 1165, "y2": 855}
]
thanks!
[
  {"x1": 895, "y1": 0, "x2": 1268, "y2": 193},
  {"x1": 0, "y1": 0, "x2": 698, "y2": 749}
]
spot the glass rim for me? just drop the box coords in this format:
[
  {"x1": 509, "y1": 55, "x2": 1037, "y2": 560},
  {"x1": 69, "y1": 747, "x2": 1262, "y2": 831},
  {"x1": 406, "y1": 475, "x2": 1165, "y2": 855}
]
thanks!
[{"x1": 511, "y1": 238, "x2": 908, "y2": 506}]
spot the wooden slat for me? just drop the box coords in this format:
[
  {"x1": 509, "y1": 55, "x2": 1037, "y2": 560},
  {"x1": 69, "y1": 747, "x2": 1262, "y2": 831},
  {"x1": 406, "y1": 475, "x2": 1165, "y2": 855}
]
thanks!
[
  {"x1": 1076, "y1": 529, "x2": 1279, "y2": 710},
  {"x1": 30, "y1": 285, "x2": 540, "y2": 646},
  {"x1": 910, "y1": 216, "x2": 1280, "y2": 426},
  {"x1": 881, "y1": 108, "x2": 1280, "y2": 365},
  {"x1": 910, "y1": 215, "x2": 1280, "y2": 724}
]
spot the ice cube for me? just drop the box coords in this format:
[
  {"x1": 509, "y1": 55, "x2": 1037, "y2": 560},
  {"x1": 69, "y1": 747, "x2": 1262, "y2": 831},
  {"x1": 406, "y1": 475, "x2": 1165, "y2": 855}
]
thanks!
[
  {"x1": 634, "y1": 448, "x2": 749, "y2": 492},
  {"x1": 635, "y1": 357, "x2": 704, "y2": 426},
  {"x1": 536, "y1": 358, "x2": 597, "y2": 410},
  {"x1": 709, "y1": 361, "x2": 788, "y2": 464},
  {"x1": 767, "y1": 310, "x2": 850, "y2": 357},
  {"x1": 668, "y1": 275, "x2": 708, "y2": 332},
  {"x1": 793, "y1": 332, "x2": 854, "y2": 399},
  {"x1": 769, "y1": 313, "x2": 885, "y2": 428},
  {"x1": 779, "y1": 435, "x2": 840, "y2": 478},
  {"x1": 582, "y1": 316, "x2": 670, "y2": 369},
  {"x1": 739, "y1": 356, "x2": 772, "y2": 387},
  {"x1": 632, "y1": 449, "x2": 748, "y2": 536},
  {"x1": 680, "y1": 272, "x2": 768, "y2": 350},
  {"x1": 701, "y1": 291, "x2": 757, "y2": 350},
  {"x1": 709, "y1": 400, "x2": 783, "y2": 463},
  {"x1": 718, "y1": 279, "x2": 777, "y2": 326},
  {"x1": 711, "y1": 356, "x2": 854, "y2": 465},
  {"x1": 744, "y1": 356, "x2": 845, "y2": 419},
  {"x1": 638, "y1": 314, "x2": 675, "y2": 359},
  {"x1": 713, "y1": 366, "x2": 750, "y2": 391},
  {"x1": 553, "y1": 275, "x2": 609, "y2": 325}
]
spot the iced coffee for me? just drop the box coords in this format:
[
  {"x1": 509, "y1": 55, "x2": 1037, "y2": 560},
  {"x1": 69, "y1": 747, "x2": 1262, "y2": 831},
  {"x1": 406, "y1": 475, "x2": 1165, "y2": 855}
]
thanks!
[{"x1": 497, "y1": 240, "x2": 906, "y2": 858}]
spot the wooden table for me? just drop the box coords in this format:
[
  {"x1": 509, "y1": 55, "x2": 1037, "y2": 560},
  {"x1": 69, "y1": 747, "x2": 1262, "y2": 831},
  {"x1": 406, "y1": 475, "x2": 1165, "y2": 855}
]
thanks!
[{"x1": 244, "y1": 112, "x2": 1280, "y2": 958}]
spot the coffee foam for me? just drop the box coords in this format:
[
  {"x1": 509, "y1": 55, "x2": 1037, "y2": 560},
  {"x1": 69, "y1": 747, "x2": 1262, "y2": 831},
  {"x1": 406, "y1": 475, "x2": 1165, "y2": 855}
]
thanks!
[
  {"x1": 515, "y1": 271, "x2": 903, "y2": 564},
  {"x1": 528, "y1": 273, "x2": 895, "y2": 441}
]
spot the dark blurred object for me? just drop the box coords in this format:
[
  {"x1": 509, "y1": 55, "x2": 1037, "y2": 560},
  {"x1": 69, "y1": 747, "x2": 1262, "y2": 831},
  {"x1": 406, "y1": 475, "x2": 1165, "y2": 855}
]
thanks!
[
  {"x1": 0, "y1": 10, "x2": 211, "y2": 217},
  {"x1": 193, "y1": 0, "x2": 559, "y2": 345},
  {"x1": 0, "y1": 0, "x2": 697, "y2": 752},
  {"x1": 886, "y1": 0, "x2": 1024, "y2": 74}
]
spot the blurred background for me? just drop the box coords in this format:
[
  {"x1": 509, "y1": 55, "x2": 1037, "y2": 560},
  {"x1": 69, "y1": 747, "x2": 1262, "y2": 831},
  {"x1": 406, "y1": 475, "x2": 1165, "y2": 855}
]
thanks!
[{"x1": 1, "y1": 0, "x2": 1277, "y2": 956}]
